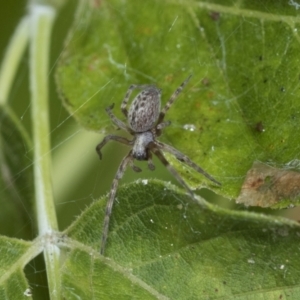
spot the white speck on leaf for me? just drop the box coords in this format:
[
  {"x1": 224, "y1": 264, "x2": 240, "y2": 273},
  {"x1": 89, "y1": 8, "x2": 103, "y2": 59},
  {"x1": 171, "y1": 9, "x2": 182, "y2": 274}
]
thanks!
[
  {"x1": 24, "y1": 288, "x2": 32, "y2": 297},
  {"x1": 177, "y1": 204, "x2": 183, "y2": 210},
  {"x1": 183, "y1": 124, "x2": 196, "y2": 131}
]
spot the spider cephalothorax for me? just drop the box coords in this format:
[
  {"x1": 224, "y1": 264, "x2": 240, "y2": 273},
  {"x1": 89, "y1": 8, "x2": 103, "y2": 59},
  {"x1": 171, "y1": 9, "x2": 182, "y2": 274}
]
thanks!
[{"x1": 96, "y1": 75, "x2": 221, "y2": 254}]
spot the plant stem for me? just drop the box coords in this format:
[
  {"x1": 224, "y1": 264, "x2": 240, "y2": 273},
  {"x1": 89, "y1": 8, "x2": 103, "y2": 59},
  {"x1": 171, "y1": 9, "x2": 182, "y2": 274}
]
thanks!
[
  {"x1": 0, "y1": 16, "x2": 29, "y2": 106},
  {"x1": 29, "y1": 4, "x2": 60, "y2": 299}
]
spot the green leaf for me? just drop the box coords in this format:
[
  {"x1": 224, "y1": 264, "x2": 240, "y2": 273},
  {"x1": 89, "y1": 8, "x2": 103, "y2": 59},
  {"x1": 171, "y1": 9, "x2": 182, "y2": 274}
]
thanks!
[
  {"x1": 0, "y1": 106, "x2": 34, "y2": 239},
  {"x1": 0, "y1": 236, "x2": 33, "y2": 299},
  {"x1": 63, "y1": 180, "x2": 300, "y2": 299},
  {"x1": 56, "y1": 0, "x2": 300, "y2": 207}
]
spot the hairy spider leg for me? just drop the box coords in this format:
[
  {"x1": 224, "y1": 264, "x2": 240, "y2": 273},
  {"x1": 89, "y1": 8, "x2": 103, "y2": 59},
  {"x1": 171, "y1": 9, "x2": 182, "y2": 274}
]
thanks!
[
  {"x1": 155, "y1": 141, "x2": 221, "y2": 186},
  {"x1": 129, "y1": 159, "x2": 142, "y2": 172},
  {"x1": 100, "y1": 151, "x2": 134, "y2": 255},
  {"x1": 105, "y1": 104, "x2": 129, "y2": 132},
  {"x1": 96, "y1": 134, "x2": 132, "y2": 160},
  {"x1": 157, "y1": 74, "x2": 192, "y2": 124},
  {"x1": 121, "y1": 84, "x2": 155, "y2": 118},
  {"x1": 147, "y1": 150, "x2": 155, "y2": 171},
  {"x1": 151, "y1": 146, "x2": 194, "y2": 198},
  {"x1": 156, "y1": 120, "x2": 171, "y2": 130}
]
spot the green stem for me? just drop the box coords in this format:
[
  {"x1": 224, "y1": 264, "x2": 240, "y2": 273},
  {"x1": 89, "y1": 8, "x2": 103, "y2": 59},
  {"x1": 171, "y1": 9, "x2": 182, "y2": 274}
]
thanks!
[
  {"x1": 0, "y1": 16, "x2": 29, "y2": 106},
  {"x1": 29, "y1": 4, "x2": 60, "y2": 299}
]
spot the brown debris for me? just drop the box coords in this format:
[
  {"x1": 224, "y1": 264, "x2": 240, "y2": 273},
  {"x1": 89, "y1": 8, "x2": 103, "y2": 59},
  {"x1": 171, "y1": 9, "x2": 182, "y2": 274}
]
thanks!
[
  {"x1": 254, "y1": 121, "x2": 265, "y2": 133},
  {"x1": 237, "y1": 161, "x2": 300, "y2": 207},
  {"x1": 209, "y1": 11, "x2": 221, "y2": 21}
]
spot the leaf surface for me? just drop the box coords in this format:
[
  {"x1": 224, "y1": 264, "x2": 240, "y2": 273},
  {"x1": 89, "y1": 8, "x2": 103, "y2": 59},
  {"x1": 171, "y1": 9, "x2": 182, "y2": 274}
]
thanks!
[
  {"x1": 56, "y1": 0, "x2": 300, "y2": 206},
  {"x1": 63, "y1": 180, "x2": 300, "y2": 299},
  {"x1": 0, "y1": 236, "x2": 33, "y2": 299},
  {"x1": 0, "y1": 106, "x2": 34, "y2": 238}
]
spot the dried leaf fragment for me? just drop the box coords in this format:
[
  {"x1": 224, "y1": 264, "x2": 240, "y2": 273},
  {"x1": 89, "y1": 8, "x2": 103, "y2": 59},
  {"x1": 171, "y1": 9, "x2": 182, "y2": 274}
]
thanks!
[{"x1": 237, "y1": 161, "x2": 300, "y2": 208}]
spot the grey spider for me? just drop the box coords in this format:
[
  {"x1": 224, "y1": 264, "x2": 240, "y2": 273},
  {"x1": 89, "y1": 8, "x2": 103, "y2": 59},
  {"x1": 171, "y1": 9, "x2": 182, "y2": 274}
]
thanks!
[{"x1": 96, "y1": 75, "x2": 221, "y2": 255}]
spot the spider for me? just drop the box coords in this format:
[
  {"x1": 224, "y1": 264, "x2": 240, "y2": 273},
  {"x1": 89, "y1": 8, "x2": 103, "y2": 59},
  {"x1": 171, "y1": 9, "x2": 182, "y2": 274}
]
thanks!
[{"x1": 96, "y1": 75, "x2": 221, "y2": 255}]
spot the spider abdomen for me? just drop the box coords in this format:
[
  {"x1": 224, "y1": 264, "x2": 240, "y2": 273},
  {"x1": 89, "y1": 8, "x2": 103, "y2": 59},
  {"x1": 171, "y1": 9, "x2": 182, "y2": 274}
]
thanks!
[{"x1": 128, "y1": 87, "x2": 161, "y2": 132}]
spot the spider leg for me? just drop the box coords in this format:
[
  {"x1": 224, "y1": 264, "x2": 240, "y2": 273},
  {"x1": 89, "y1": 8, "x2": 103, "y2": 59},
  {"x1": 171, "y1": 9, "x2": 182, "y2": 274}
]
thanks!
[
  {"x1": 96, "y1": 135, "x2": 132, "y2": 160},
  {"x1": 150, "y1": 146, "x2": 194, "y2": 198},
  {"x1": 155, "y1": 141, "x2": 221, "y2": 186},
  {"x1": 157, "y1": 74, "x2": 192, "y2": 124},
  {"x1": 156, "y1": 120, "x2": 171, "y2": 130},
  {"x1": 121, "y1": 84, "x2": 155, "y2": 118},
  {"x1": 130, "y1": 160, "x2": 142, "y2": 172},
  {"x1": 100, "y1": 151, "x2": 134, "y2": 255},
  {"x1": 147, "y1": 151, "x2": 155, "y2": 171},
  {"x1": 106, "y1": 103, "x2": 131, "y2": 132}
]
